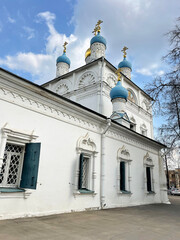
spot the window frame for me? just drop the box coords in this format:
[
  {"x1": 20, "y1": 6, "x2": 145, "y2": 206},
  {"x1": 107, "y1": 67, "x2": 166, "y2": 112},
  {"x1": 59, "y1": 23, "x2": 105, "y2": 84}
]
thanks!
[
  {"x1": 75, "y1": 133, "x2": 98, "y2": 195},
  {"x1": 0, "y1": 126, "x2": 39, "y2": 192},
  {"x1": 143, "y1": 152, "x2": 155, "y2": 194},
  {"x1": 117, "y1": 146, "x2": 132, "y2": 194},
  {"x1": 0, "y1": 143, "x2": 25, "y2": 188}
]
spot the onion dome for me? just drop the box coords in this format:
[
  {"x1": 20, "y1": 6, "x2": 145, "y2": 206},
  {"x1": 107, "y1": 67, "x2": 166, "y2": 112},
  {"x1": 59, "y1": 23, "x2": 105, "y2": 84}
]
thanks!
[
  {"x1": 56, "y1": 52, "x2": 71, "y2": 66},
  {"x1": 118, "y1": 57, "x2": 132, "y2": 70},
  {"x1": 90, "y1": 32, "x2": 106, "y2": 47},
  {"x1": 85, "y1": 48, "x2": 91, "y2": 59},
  {"x1": 110, "y1": 81, "x2": 128, "y2": 101}
]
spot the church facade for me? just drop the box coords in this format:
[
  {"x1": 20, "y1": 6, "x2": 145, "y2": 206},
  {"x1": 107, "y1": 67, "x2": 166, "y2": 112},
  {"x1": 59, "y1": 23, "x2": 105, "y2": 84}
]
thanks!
[{"x1": 0, "y1": 21, "x2": 169, "y2": 220}]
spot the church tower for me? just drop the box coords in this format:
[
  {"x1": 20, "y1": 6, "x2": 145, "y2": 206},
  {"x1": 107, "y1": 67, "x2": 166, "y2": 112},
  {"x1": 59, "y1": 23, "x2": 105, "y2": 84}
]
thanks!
[
  {"x1": 118, "y1": 46, "x2": 132, "y2": 79},
  {"x1": 110, "y1": 70, "x2": 130, "y2": 128},
  {"x1": 85, "y1": 20, "x2": 106, "y2": 64},
  {"x1": 56, "y1": 42, "x2": 71, "y2": 77}
]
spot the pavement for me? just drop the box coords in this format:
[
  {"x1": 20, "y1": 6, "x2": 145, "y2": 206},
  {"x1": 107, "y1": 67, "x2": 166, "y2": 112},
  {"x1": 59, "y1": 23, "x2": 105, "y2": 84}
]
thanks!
[{"x1": 0, "y1": 196, "x2": 180, "y2": 240}]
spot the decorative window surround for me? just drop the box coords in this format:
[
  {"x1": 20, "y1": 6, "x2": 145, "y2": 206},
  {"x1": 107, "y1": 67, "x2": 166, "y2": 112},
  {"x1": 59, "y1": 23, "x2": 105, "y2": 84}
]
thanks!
[
  {"x1": 117, "y1": 145, "x2": 132, "y2": 195},
  {"x1": 144, "y1": 152, "x2": 155, "y2": 194},
  {"x1": 140, "y1": 123, "x2": 147, "y2": 136},
  {"x1": 74, "y1": 133, "x2": 98, "y2": 196},
  {"x1": 0, "y1": 125, "x2": 38, "y2": 198}
]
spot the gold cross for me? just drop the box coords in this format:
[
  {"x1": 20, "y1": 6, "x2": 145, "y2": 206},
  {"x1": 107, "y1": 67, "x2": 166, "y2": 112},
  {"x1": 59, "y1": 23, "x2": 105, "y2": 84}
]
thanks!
[
  {"x1": 92, "y1": 26, "x2": 98, "y2": 36},
  {"x1": 63, "y1": 41, "x2": 68, "y2": 53},
  {"x1": 121, "y1": 46, "x2": 128, "y2": 58},
  {"x1": 93, "y1": 20, "x2": 103, "y2": 35},
  {"x1": 115, "y1": 68, "x2": 122, "y2": 81}
]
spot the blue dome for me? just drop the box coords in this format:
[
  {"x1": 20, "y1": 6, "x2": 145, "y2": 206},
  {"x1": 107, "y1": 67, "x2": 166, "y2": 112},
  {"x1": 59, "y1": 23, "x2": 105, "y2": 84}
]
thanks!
[
  {"x1": 110, "y1": 81, "x2": 128, "y2": 100},
  {"x1": 90, "y1": 32, "x2": 106, "y2": 47},
  {"x1": 118, "y1": 57, "x2": 132, "y2": 70},
  {"x1": 56, "y1": 52, "x2": 71, "y2": 65}
]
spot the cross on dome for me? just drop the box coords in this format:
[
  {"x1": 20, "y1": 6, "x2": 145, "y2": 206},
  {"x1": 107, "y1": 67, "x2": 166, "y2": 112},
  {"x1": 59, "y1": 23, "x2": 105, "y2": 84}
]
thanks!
[{"x1": 121, "y1": 46, "x2": 128, "y2": 58}]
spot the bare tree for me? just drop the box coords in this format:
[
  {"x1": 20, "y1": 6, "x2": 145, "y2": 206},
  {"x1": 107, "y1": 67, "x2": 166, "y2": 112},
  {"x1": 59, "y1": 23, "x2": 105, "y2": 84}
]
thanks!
[
  {"x1": 145, "y1": 17, "x2": 180, "y2": 187},
  {"x1": 145, "y1": 17, "x2": 180, "y2": 148}
]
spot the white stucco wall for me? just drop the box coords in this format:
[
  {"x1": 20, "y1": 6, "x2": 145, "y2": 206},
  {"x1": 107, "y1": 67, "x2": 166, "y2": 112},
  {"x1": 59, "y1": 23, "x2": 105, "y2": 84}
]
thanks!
[{"x1": 0, "y1": 68, "x2": 168, "y2": 220}]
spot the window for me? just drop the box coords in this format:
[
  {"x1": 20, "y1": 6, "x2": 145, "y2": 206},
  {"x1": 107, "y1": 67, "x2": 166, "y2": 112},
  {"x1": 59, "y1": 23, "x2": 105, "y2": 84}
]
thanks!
[
  {"x1": 0, "y1": 127, "x2": 41, "y2": 191},
  {"x1": 146, "y1": 167, "x2": 152, "y2": 192},
  {"x1": 130, "y1": 117, "x2": 136, "y2": 131},
  {"x1": 144, "y1": 152, "x2": 154, "y2": 193},
  {"x1": 120, "y1": 161, "x2": 126, "y2": 191},
  {"x1": 127, "y1": 89, "x2": 137, "y2": 104},
  {"x1": 75, "y1": 133, "x2": 97, "y2": 194},
  {"x1": 117, "y1": 146, "x2": 132, "y2": 194},
  {"x1": 0, "y1": 143, "x2": 25, "y2": 188},
  {"x1": 78, "y1": 153, "x2": 91, "y2": 192},
  {"x1": 140, "y1": 124, "x2": 147, "y2": 136}
]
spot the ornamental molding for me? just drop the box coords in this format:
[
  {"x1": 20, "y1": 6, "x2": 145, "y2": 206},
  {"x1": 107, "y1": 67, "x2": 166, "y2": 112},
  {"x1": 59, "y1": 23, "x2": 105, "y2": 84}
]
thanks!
[
  {"x1": 105, "y1": 73, "x2": 117, "y2": 88},
  {"x1": 0, "y1": 86, "x2": 101, "y2": 134},
  {"x1": 55, "y1": 84, "x2": 69, "y2": 95},
  {"x1": 107, "y1": 128, "x2": 158, "y2": 154},
  {"x1": 76, "y1": 133, "x2": 97, "y2": 153},
  {"x1": 117, "y1": 145, "x2": 131, "y2": 161},
  {"x1": 53, "y1": 78, "x2": 72, "y2": 95},
  {"x1": 144, "y1": 152, "x2": 154, "y2": 166},
  {"x1": 78, "y1": 71, "x2": 97, "y2": 88}
]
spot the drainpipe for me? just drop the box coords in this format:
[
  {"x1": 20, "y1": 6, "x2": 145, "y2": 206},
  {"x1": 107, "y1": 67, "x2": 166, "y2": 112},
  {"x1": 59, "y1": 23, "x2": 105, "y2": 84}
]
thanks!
[{"x1": 100, "y1": 118, "x2": 111, "y2": 209}]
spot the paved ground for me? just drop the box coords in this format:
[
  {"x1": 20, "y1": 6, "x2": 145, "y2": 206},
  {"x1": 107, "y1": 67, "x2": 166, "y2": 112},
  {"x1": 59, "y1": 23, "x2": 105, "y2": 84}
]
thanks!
[{"x1": 0, "y1": 196, "x2": 180, "y2": 240}]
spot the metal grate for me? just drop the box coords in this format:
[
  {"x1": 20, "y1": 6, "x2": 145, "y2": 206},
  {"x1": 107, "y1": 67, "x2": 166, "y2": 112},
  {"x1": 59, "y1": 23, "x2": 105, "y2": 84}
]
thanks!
[
  {"x1": 0, "y1": 143, "x2": 24, "y2": 187},
  {"x1": 82, "y1": 157, "x2": 89, "y2": 189}
]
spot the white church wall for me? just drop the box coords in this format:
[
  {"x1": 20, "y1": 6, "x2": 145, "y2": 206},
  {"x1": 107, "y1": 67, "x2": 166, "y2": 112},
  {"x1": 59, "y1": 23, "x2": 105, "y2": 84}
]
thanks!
[
  {"x1": 0, "y1": 97, "x2": 103, "y2": 219},
  {"x1": 102, "y1": 130, "x2": 162, "y2": 208}
]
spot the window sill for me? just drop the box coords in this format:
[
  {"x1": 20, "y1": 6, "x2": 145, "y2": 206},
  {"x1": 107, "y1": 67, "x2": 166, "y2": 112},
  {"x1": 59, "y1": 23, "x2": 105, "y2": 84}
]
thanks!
[
  {"x1": 73, "y1": 189, "x2": 96, "y2": 196},
  {"x1": 0, "y1": 187, "x2": 32, "y2": 199},
  {"x1": 147, "y1": 191, "x2": 156, "y2": 195},
  {"x1": 120, "y1": 191, "x2": 132, "y2": 194},
  {"x1": 119, "y1": 190, "x2": 132, "y2": 195},
  {"x1": 79, "y1": 189, "x2": 94, "y2": 194},
  {"x1": 0, "y1": 187, "x2": 25, "y2": 193}
]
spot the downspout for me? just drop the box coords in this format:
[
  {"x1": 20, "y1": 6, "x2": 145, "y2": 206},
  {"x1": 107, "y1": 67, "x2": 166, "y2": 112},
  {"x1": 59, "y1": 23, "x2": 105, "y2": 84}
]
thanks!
[{"x1": 100, "y1": 118, "x2": 111, "y2": 209}]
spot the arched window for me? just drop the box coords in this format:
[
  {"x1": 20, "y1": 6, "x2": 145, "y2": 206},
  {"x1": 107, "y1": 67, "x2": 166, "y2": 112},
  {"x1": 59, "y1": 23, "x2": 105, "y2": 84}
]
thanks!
[
  {"x1": 130, "y1": 116, "x2": 136, "y2": 131},
  {"x1": 117, "y1": 145, "x2": 132, "y2": 194},
  {"x1": 127, "y1": 89, "x2": 137, "y2": 104},
  {"x1": 75, "y1": 133, "x2": 98, "y2": 194},
  {"x1": 140, "y1": 123, "x2": 147, "y2": 136},
  {"x1": 142, "y1": 100, "x2": 150, "y2": 111},
  {"x1": 144, "y1": 153, "x2": 155, "y2": 193}
]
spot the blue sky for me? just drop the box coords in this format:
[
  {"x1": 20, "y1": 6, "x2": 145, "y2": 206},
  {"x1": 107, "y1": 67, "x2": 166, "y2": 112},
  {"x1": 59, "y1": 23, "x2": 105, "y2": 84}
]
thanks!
[{"x1": 0, "y1": 0, "x2": 179, "y2": 131}]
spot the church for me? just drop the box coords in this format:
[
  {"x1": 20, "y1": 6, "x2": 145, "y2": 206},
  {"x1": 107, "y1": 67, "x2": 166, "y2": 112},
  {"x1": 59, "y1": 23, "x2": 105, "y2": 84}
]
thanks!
[{"x1": 0, "y1": 20, "x2": 169, "y2": 220}]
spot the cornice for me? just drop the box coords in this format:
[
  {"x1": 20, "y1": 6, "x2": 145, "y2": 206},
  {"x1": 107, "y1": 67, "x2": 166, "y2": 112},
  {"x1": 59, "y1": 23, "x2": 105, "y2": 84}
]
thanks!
[{"x1": 0, "y1": 85, "x2": 103, "y2": 134}]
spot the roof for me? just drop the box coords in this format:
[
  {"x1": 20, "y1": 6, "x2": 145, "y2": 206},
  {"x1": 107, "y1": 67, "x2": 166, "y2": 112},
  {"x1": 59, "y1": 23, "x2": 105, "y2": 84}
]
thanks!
[{"x1": 0, "y1": 67, "x2": 165, "y2": 149}]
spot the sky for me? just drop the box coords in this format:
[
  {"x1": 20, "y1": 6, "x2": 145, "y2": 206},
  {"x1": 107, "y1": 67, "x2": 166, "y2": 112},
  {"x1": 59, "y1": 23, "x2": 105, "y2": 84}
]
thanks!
[{"x1": 0, "y1": 0, "x2": 179, "y2": 131}]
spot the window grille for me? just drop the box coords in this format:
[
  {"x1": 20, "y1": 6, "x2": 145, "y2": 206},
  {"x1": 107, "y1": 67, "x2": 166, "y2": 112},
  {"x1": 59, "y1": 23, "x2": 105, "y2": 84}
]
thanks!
[
  {"x1": 82, "y1": 157, "x2": 89, "y2": 189},
  {"x1": 0, "y1": 144, "x2": 24, "y2": 187}
]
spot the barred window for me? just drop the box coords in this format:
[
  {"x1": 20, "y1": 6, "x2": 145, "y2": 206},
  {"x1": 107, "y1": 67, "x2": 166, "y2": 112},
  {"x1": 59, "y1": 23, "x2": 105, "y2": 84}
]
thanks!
[
  {"x1": 78, "y1": 153, "x2": 90, "y2": 191},
  {"x1": 0, "y1": 144, "x2": 24, "y2": 188}
]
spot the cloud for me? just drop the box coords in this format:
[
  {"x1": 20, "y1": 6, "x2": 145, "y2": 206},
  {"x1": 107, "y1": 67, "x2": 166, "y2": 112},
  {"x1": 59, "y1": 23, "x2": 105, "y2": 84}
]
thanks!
[
  {"x1": 0, "y1": 11, "x2": 84, "y2": 84},
  {"x1": 7, "y1": 16, "x2": 15, "y2": 23},
  {"x1": 136, "y1": 64, "x2": 164, "y2": 76},
  {"x1": 0, "y1": 52, "x2": 55, "y2": 81},
  {"x1": 0, "y1": 0, "x2": 179, "y2": 84},
  {"x1": 23, "y1": 27, "x2": 35, "y2": 40},
  {"x1": 72, "y1": 0, "x2": 180, "y2": 70}
]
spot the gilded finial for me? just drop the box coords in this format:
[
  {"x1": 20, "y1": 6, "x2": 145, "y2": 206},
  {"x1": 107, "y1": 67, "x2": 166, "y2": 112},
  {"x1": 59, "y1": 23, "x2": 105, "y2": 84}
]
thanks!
[
  {"x1": 92, "y1": 20, "x2": 103, "y2": 35},
  {"x1": 115, "y1": 68, "x2": 122, "y2": 81},
  {"x1": 121, "y1": 46, "x2": 128, "y2": 58},
  {"x1": 63, "y1": 41, "x2": 68, "y2": 53},
  {"x1": 92, "y1": 26, "x2": 98, "y2": 36}
]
